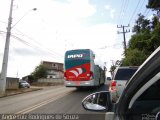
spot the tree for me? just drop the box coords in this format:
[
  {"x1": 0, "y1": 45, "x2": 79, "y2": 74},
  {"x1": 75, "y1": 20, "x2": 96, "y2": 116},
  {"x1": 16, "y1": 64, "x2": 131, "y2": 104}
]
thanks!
[
  {"x1": 109, "y1": 60, "x2": 121, "y2": 78},
  {"x1": 122, "y1": 49, "x2": 148, "y2": 66},
  {"x1": 122, "y1": 13, "x2": 160, "y2": 66},
  {"x1": 128, "y1": 32, "x2": 151, "y2": 52},
  {"x1": 151, "y1": 15, "x2": 159, "y2": 30},
  {"x1": 120, "y1": 1, "x2": 160, "y2": 66},
  {"x1": 31, "y1": 64, "x2": 47, "y2": 81},
  {"x1": 132, "y1": 14, "x2": 151, "y2": 33},
  {"x1": 147, "y1": 0, "x2": 160, "y2": 10},
  {"x1": 109, "y1": 65, "x2": 116, "y2": 78},
  {"x1": 147, "y1": 22, "x2": 160, "y2": 52}
]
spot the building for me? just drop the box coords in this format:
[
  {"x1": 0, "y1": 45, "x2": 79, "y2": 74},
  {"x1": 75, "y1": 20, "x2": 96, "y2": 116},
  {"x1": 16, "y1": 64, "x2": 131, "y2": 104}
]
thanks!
[{"x1": 41, "y1": 61, "x2": 64, "y2": 79}]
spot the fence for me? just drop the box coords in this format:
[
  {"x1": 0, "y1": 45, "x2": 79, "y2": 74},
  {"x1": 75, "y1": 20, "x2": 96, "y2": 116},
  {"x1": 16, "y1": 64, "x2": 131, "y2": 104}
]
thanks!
[
  {"x1": 6, "y1": 77, "x2": 19, "y2": 89},
  {"x1": 38, "y1": 78, "x2": 64, "y2": 84}
]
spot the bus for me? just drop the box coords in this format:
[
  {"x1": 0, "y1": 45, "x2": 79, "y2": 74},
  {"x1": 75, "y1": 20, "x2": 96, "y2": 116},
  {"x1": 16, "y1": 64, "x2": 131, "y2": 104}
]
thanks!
[{"x1": 64, "y1": 49, "x2": 105, "y2": 88}]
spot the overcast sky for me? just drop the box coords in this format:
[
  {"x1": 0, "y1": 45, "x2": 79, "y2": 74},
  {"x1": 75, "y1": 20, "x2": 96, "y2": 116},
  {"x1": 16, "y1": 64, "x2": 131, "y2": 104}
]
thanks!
[{"x1": 0, "y1": 0, "x2": 154, "y2": 78}]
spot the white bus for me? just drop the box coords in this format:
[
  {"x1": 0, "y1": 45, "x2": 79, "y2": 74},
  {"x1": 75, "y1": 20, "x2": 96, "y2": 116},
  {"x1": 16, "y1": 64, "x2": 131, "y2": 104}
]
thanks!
[{"x1": 64, "y1": 49, "x2": 105, "y2": 88}]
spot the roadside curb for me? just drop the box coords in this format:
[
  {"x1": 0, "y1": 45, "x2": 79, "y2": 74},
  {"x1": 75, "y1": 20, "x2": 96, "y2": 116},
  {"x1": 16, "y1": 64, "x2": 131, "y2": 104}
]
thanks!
[{"x1": 0, "y1": 88, "x2": 43, "y2": 98}]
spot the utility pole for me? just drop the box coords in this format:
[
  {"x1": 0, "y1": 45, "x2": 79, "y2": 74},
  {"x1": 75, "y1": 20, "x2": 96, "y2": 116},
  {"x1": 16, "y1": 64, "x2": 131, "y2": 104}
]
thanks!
[
  {"x1": 0, "y1": 0, "x2": 14, "y2": 94},
  {"x1": 117, "y1": 25, "x2": 130, "y2": 56},
  {"x1": 0, "y1": 0, "x2": 36, "y2": 95}
]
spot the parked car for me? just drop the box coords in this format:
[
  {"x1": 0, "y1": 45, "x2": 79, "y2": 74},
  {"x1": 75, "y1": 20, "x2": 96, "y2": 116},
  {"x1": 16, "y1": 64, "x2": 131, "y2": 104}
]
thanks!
[
  {"x1": 109, "y1": 66, "x2": 138, "y2": 102},
  {"x1": 82, "y1": 47, "x2": 160, "y2": 120},
  {"x1": 19, "y1": 81, "x2": 30, "y2": 88}
]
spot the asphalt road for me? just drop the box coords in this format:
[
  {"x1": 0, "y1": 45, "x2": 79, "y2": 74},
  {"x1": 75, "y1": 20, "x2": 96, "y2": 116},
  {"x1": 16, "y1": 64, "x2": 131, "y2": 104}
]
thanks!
[
  {"x1": 0, "y1": 86, "x2": 75, "y2": 113},
  {"x1": 0, "y1": 84, "x2": 109, "y2": 120},
  {"x1": 30, "y1": 85, "x2": 108, "y2": 113},
  {"x1": 29, "y1": 84, "x2": 108, "y2": 120}
]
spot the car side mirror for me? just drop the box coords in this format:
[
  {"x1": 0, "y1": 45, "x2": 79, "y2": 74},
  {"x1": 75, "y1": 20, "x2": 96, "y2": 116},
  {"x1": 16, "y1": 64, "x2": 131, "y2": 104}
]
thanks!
[
  {"x1": 156, "y1": 112, "x2": 160, "y2": 120},
  {"x1": 82, "y1": 91, "x2": 112, "y2": 112}
]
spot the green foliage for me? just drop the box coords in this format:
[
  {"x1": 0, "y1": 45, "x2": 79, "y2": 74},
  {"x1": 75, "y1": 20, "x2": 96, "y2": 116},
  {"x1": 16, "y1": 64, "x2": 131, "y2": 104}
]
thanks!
[
  {"x1": 147, "y1": 0, "x2": 160, "y2": 10},
  {"x1": 122, "y1": 49, "x2": 148, "y2": 66},
  {"x1": 110, "y1": 65, "x2": 116, "y2": 73},
  {"x1": 148, "y1": 22, "x2": 160, "y2": 52},
  {"x1": 109, "y1": 65, "x2": 117, "y2": 78},
  {"x1": 151, "y1": 15, "x2": 159, "y2": 29},
  {"x1": 132, "y1": 14, "x2": 151, "y2": 33},
  {"x1": 129, "y1": 32, "x2": 151, "y2": 52},
  {"x1": 31, "y1": 64, "x2": 47, "y2": 81},
  {"x1": 122, "y1": 13, "x2": 160, "y2": 66}
]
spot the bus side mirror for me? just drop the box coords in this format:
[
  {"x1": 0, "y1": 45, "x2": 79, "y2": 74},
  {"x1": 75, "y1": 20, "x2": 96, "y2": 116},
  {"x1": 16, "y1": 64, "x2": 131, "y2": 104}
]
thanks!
[{"x1": 93, "y1": 54, "x2": 95, "y2": 59}]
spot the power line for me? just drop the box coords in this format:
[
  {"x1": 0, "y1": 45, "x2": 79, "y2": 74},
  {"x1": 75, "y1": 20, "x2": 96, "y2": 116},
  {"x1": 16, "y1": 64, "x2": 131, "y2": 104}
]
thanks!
[
  {"x1": 98, "y1": 43, "x2": 123, "y2": 49},
  {"x1": 117, "y1": 0, "x2": 125, "y2": 25},
  {"x1": 128, "y1": 0, "x2": 141, "y2": 24},
  {"x1": 143, "y1": 0, "x2": 157, "y2": 17},
  {"x1": 11, "y1": 35, "x2": 63, "y2": 60},
  {"x1": 129, "y1": 0, "x2": 147, "y2": 27},
  {"x1": 138, "y1": 0, "x2": 146, "y2": 14},
  {"x1": 14, "y1": 29, "x2": 62, "y2": 57},
  {"x1": 117, "y1": 0, "x2": 130, "y2": 25},
  {"x1": 13, "y1": 29, "x2": 64, "y2": 58},
  {"x1": 0, "y1": 30, "x2": 64, "y2": 60},
  {"x1": 142, "y1": 8, "x2": 149, "y2": 16},
  {"x1": 145, "y1": 9, "x2": 151, "y2": 17},
  {"x1": 9, "y1": 43, "x2": 19, "y2": 78},
  {"x1": 120, "y1": 0, "x2": 130, "y2": 25}
]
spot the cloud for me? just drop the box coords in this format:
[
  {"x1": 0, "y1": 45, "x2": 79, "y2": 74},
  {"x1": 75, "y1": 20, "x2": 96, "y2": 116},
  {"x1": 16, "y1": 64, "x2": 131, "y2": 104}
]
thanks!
[
  {"x1": 12, "y1": 48, "x2": 42, "y2": 56},
  {"x1": 0, "y1": 0, "x2": 123, "y2": 78},
  {"x1": 110, "y1": 9, "x2": 116, "y2": 19},
  {"x1": 23, "y1": 0, "x2": 96, "y2": 28},
  {"x1": 104, "y1": 5, "x2": 116, "y2": 19},
  {"x1": 59, "y1": 23, "x2": 117, "y2": 49},
  {"x1": 66, "y1": 0, "x2": 96, "y2": 18},
  {"x1": 105, "y1": 5, "x2": 110, "y2": 10},
  {"x1": 59, "y1": 22, "x2": 123, "y2": 68}
]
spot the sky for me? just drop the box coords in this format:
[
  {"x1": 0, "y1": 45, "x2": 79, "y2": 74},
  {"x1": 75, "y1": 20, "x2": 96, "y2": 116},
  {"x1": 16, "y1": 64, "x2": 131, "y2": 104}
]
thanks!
[{"x1": 0, "y1": 0, "x2": 155, "y2": 78}]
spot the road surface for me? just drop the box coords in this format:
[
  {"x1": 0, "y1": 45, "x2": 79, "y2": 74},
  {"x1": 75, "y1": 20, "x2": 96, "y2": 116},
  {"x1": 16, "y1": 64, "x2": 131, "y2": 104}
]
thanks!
[{"x1": 0, "y1": 84, "x2": 108, "y2": 120}]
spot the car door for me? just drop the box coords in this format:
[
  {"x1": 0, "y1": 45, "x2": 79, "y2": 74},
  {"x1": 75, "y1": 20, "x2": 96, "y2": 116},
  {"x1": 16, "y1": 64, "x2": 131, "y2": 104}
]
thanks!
[{"x1": 116, "y1": 47, "x2": 160, "y2": 120}]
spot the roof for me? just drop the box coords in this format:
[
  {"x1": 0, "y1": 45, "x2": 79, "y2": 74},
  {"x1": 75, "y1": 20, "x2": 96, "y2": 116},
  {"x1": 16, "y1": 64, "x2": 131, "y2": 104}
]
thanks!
[{"x1": 42, "y1": 61, "x2": 63, "y2": 65}]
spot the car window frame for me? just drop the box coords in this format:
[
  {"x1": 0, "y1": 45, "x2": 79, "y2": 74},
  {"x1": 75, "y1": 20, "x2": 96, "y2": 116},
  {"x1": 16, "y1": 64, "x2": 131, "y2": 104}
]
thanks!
[{"x1": 129, "y1": 72, "x2": 160, "y2": 109}]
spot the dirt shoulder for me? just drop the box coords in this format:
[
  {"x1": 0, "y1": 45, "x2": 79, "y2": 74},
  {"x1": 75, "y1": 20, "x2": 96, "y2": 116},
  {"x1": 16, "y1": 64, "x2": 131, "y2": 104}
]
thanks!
[
  {"x1": 0, "y1": 86, "x2": 43, "y2": 98},
  {"x1": 0, "y1": 82, "x2": 64, "y2": 98}
]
